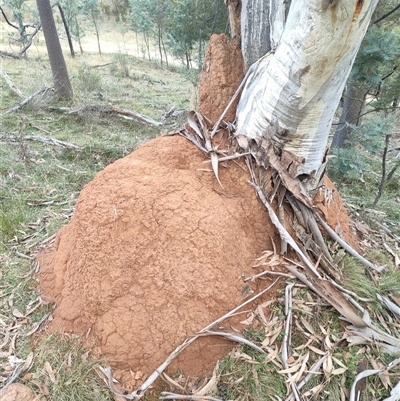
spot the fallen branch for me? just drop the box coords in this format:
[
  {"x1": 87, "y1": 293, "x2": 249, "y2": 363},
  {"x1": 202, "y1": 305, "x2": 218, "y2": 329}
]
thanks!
[
  {"x1": 4, "y1": 86, "x2": 52, "y2": 114},
  {"x1": 313, "y1": 212, "x2": 384, "y2": 273},
  {"x1": 193, "y1": 330, "x2": 266, "y2": 355},
  {"x1": 349, "y1": 358, "x2": 400, "y2": 401},
  {"x1": 0, "y1": 134, "x2": 80, "y2": 150},
  {"x1": 159, "y1": 394, "x2": 225, "y2": 401},
  {"x1": 51, "y1": 105, "x2": 162, "y2": 126},
  {"x1": 91, "y1": 62, "x2": 112, "y2": 68},
  {"x1": 0, "y1": 70, "x2": 26, "y2": 99}
]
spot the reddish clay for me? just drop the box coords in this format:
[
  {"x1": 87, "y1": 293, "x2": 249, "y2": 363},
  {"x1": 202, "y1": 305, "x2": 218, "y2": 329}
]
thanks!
[{"x1": 198, "y1": 34, "x2": 245, "y2": 124}]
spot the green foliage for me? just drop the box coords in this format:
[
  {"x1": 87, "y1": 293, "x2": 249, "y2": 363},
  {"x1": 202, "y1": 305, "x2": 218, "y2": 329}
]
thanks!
[
  {"x1": 329, "y1": 115, "x2": 395, "y2": 183},
  {"x1": 109, "y1": 53, "x2": 131, "y2": 77},
  {"x1": 4, "y1": 0, "x2": 28, "y2": 40},
  {"x1": 76, "y1": 63, "x2": 103, "y2": 92},
  {"x1": 58, "y1": 0, "x2": 85, "y2": 42},
  {"x1": 329, "y1": 146, "x2": 368, "y2": 183},
  {"x1": 130, "y1": 0, "x2": 228, "y2": 68},
  {"x1": 218, "y1": 354, "x2": 287, "y2": 400},
  {"x1": 110, "y1": 0, "x2": 131, "y2": 22},
  {"x1": 350, "y1": 7, "x2": 400, "y2": 109}
]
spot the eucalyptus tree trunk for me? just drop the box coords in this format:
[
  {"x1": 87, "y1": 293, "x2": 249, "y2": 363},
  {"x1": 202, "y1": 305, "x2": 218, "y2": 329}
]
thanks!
[
  {"x1": 36, "y1": 0, "x2": 73, "y2": 99},
  {"x1": 236, "y1": 0, "x2": 378, "y2": 188},
  {"x1": 331, "y1": 83, "x2": 368, "y2": 149}
]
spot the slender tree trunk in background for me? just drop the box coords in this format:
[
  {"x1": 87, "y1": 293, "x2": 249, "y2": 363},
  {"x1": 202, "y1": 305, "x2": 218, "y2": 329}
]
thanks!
[
  {"x1": 161, "y1": 35, "x2": 168, "y2": 68},
  {"x1": 57, "y1": 4, "x2": 75, "y2": 58},
  {"x1": 225, "y1": 0, "x2": 241, "y2": 39},
  {"x1": 331, "y1": 83, "x2": 367, "y2": 149},
  {"x1": 75, "y1": 17, "x2": 84, "y2": 54},
  {"x1": 143, "y1": 33, "x2": 150, "y2": 60},
  {"x1": 92, "y1": 14, "x2": 102, "y2": 55},
  {"x1": 157, "y1": 24, "x2": 163, "y2": 66},
  {"x1": 236, "y1": 0, "x2": 378, "y2": 189},
  {"x1": 36, "y1": 0, "x2": 73, "y2": 99}
]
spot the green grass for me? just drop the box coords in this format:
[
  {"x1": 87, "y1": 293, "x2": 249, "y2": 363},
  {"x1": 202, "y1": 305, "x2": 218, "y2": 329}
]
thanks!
[{"x1": 26, "y1": 334, "x2": 113, "y2": 401}]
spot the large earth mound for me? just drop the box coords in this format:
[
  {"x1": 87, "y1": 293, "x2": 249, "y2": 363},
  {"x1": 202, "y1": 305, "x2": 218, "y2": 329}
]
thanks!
[{"x1": 37, "y1": 134, "x2": 280, "y2": 386}]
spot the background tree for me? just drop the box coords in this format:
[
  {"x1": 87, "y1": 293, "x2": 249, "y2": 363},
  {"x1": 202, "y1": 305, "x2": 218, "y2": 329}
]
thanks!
[
  {"x1": 57, "y1": 3, "x2": 75, "y2": 57},
  {"x1": 3, "y1": 0, "x2": 27, "y2": 41},
  {"x1": 331, "y1": 4, "x2": 400, "y2": 149},
  {"x1": 58, "y1": 0, "x2": 85, "y2": 54},
  {"x1": 130, "y1": 0, "x2": 152, "y2": 60},
  {"x1": 36, "y1": 0, "x2": 73, "y2": 99},
  {"x1": 83, "y1": 0, "x2": 102, "y2": 55},
  {"x1": 165, "y1": 0, "x2": 228, "y2": 68}
]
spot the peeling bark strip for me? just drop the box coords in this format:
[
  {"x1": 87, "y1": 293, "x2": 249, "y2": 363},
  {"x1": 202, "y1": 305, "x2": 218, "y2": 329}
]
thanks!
[{"x1": 236, "y1": 0, "x2": 378, "y2": 181}]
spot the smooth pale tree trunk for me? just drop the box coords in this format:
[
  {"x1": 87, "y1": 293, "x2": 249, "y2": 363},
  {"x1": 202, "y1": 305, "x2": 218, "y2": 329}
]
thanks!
[
  {"x1": 236, "y1": 0, "x2": 378, "y2": 187},
  {"x1": 36, "y1": 0, "x2": 73, "y2": 99},
  {"x1": 331, "y1": 83, "x2": 367, "y2": 148}
]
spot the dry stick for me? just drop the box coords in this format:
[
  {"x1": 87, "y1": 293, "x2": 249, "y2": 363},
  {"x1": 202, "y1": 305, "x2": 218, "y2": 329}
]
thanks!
[
  {"x1": 0, "y1": 69, "x2": 26, "y2": 99},
  {"x1": 313, "y1": 213, "x2": 384, "y2": 273},
  {"x1": 159, "y1": 394, "x2": 226, "y2": 401},
  {"x1": 282, "y1": 283, "x2": 302, "y2": 401},
  {"x1": 193, "y1": 330, "x2": 266, "y2": 355},
  {"x1": 101, "y1": 278, "x2": 282, "y2": 400},
  {"x1": 4, "y1": 86, "x2": 52, "y2": 114},
  {"x1": 65, "y1": 105, "x2": 162, "y2": 126},
  {"x1": 293, "y1": 198, "x2": 332, "y2": 262},
  {"x1": 245, "y1": 270, "x2": 295, "y2": 281},
  {"x1": 1, "y1": 134, "x2": 81, "y2": 150},
  {"x1": 203, "y1": 152, "x2": 251, "y2": 163}
]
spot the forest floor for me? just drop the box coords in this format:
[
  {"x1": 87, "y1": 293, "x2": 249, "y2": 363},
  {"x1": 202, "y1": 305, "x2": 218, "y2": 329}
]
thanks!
[{"x1": 1, "y1": 26, "x2": 400, "y2": 401}]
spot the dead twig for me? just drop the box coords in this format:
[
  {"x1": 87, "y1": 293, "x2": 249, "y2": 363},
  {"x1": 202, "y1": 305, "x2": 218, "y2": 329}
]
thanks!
[
  {"x1": 0, "y1": 134, "x2": 80, "y2": 150},
  {"x1": 159, "y1": 393, "x2": 226, "y2": 401},
  {"x1": 4, "y1": 86, "x2": 53, "y2": 114},
  {"x1": 50, "y1": 105, "x2": 162, "y2": 126},
  {"x1": 0, "y1": 70, "x2": 26, "y2": 99},
  {"x1": 313, "y1": 212, "x2": 384, "y2": 273}
]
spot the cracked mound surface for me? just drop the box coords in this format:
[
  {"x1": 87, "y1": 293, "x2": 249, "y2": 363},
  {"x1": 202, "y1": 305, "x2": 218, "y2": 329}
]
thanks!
[{"x1": 37, "y1": 135, "x2": 278, "y2": 386}]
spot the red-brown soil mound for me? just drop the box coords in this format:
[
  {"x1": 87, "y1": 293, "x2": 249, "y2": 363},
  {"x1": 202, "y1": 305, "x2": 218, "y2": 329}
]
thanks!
[
  {"x1": 37, "y1": 135, "x2": 280, "y2": 386},
  {"x1": 198, "y1": 34, "x2": 245, "y2": 123}
]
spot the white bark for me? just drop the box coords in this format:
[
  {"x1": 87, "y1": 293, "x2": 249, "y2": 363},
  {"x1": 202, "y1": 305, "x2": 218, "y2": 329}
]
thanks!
[{"x1": 236, "y1": 0, "x2": 378, "y2": 179}]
